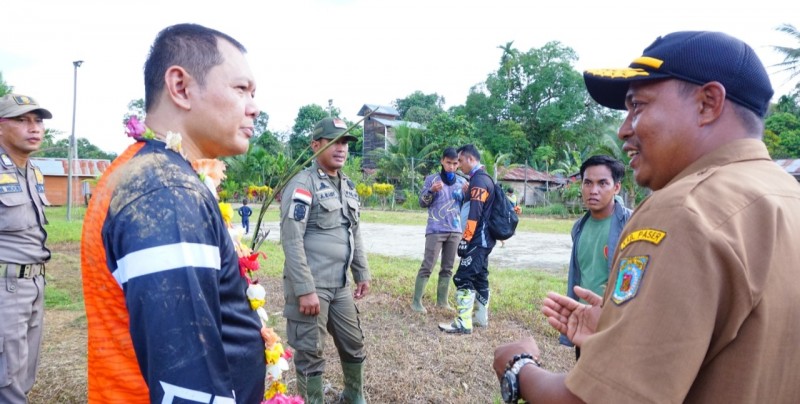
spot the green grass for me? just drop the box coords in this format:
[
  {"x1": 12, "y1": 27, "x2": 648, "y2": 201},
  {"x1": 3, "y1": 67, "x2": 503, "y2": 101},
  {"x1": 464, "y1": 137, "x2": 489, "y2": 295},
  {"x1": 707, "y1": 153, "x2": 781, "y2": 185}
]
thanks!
[
  {"x1": 246, "y1": 203, "x2": 576, "y2": 233},
  {"x1": 359, "y1": 207, "x2": 575, "y2": 233},
  {"x1": 44, "y1": 206, "x2": 87, "y2": 243},
  {"x1": 252, "y1": 224, "x2": 566, "y2": 338}
]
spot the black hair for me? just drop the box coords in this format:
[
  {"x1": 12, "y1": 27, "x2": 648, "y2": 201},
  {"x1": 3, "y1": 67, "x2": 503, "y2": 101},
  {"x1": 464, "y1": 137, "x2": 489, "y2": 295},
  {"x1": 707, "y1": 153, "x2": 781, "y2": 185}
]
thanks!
[
  {"x1": 442, "y1": 147, "x2": 458, "y2": 159},
  {"x1": 580, "y1": 155, "x2": 625, "y2": 184},
  {"x1": 456, "y1": 144, "x2": 481, "y2": 162},
  {"x1": 144, "y1": 23, "x2": 246, "y2": 111}
]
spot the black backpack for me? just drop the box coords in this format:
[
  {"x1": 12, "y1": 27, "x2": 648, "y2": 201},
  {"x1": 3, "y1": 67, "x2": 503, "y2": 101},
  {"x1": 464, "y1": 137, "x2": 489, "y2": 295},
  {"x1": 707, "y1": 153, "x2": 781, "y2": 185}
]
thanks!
[{"x1": 481, "y1": 173, "x2": 519, "y2": 241}]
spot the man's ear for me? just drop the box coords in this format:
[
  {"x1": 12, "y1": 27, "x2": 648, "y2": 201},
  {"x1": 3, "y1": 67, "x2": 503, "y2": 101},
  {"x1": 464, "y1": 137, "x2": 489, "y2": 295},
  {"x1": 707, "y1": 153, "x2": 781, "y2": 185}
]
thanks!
[
  {"x1": 164, "y1": 66, "x2": 193, "y2": 111},
  {"x1": 698, "y1": 82, "x2": 726, "y2": 125}
]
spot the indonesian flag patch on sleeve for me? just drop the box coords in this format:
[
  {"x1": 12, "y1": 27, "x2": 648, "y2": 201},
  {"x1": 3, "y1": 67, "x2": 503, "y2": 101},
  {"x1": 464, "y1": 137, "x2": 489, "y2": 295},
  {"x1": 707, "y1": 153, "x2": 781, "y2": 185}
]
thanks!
[{"x1": 292, "y1": 188, "x2": 312, "y2": 205}]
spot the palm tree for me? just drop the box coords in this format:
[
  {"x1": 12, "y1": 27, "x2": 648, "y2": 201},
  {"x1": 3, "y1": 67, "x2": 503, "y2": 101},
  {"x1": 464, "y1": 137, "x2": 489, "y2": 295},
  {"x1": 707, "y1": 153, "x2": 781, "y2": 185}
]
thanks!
[
  {"x1": 497, "y1": 41, "x2": 519, "y2": 76},
  {"x1": 481, "y1": 150, "x2": 514, "y2": 182},
  {"x1": 772, "y1": 24, "x2": 800, "y2": 83},
  {"x1": 375, "y1": 125, "x2": 438, "y2": 193}
]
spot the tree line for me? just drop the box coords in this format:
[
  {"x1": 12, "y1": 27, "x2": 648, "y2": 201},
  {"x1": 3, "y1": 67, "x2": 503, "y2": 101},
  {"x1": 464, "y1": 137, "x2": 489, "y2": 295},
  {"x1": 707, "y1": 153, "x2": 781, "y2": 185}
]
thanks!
[{"x1": 3, "y1": 23, "x2": 798, "y2": 211}]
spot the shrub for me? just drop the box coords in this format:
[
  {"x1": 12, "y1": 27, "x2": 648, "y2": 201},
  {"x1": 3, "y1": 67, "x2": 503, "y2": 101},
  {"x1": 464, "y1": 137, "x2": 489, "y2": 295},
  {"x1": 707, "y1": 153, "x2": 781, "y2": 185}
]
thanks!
[
  {"x1": 356, "y1": 183, "x2": 373, "y2": 206},
  {"x1": 529, "y1": 203, "x2": 570, "y2": 217},
  {"x1": 372, "y1": 183, "x2": 395, "y2": 209}
]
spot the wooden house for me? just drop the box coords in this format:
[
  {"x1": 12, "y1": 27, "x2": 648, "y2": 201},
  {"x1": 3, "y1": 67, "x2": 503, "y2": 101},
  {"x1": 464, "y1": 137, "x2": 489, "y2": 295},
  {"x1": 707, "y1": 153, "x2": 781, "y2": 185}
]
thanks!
[
  {"x1": 357, "y1": 104, "x2": 425, "y2": 169},
  {"x1": 498, "y1": 166, "x2": 568, "y2": 206}
]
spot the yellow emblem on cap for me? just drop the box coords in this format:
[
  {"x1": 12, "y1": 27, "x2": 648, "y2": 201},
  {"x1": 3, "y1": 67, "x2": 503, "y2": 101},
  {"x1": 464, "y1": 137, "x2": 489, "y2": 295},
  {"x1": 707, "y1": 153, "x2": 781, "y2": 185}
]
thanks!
[
  {"x1": 619, "y1": 228, "x2": 666, "y2": 250},
  {"x1": 585, "y1": 67, "x2": 652, "y2": 79},
  {"x1": 631, "y1": 56, "x2": 664, "y2": 69}
]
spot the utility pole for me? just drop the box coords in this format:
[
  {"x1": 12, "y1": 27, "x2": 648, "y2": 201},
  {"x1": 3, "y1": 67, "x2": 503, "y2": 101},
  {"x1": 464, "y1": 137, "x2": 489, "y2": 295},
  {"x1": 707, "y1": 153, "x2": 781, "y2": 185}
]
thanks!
[
  {"x1": 67, "y1": 60, "x2": 83, "y2": 221},
  {"x1": 410, "y1": 157, "x2": 415, "y2": 195},
  {"x1": 328, "y1": 99, "x2": 333, "y2": 117}
]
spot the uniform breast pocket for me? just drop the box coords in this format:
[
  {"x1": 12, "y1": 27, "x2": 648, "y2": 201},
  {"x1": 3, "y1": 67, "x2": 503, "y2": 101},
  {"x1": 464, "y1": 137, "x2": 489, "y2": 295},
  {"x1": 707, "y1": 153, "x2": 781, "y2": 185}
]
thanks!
[
  {"x1": 315, "y1": 197, "x2": 343, "y2": 229},
  {"x1": 0, "y1": 192, "x2": 32, "y2": 232},
  {"x1": 346, "y1": 198, "x2": 360, "y2": 225}
]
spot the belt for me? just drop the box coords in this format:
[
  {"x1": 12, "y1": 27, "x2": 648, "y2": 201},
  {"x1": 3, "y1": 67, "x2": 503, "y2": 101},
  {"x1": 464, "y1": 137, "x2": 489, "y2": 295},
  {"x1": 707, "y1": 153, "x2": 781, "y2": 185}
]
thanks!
[{"x1": 1, "y1": 263, "x2": 46, "y2": 279}]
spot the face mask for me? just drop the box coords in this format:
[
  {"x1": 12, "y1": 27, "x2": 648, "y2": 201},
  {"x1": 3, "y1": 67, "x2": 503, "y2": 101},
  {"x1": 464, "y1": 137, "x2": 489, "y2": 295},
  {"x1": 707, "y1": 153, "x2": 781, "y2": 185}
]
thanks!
[{"x1": 440, "y1": 167, "x2": 456, "y2": 185}]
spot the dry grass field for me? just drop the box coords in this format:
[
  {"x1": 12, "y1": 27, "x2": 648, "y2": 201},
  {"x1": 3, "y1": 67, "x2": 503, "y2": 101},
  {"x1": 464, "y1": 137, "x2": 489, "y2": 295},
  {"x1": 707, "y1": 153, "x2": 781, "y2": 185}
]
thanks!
[{"x1": 28, "y1": 236, "x2": 576, "y2": 403}]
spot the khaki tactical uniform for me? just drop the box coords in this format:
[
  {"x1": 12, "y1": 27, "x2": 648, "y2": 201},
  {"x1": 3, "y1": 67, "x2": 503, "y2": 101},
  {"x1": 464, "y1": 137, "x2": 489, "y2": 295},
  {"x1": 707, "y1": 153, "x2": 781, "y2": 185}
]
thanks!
[
  {"x1": 566, "y1": 140, "x2": 800, "y2": 403},
  {"x1": 280, "y1": 160, "x2": 370, "y2": 375},
  {"x1": 0, "y1": 146, "x2": 50, "y2": 402},
  {"x1": 0, "y1": 150, "x2": 50, "y2": 264}
]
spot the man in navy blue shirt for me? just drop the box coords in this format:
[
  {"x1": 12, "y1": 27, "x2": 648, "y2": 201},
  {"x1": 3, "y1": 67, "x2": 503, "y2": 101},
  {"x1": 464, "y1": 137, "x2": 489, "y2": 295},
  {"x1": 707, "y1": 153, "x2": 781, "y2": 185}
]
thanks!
[{"x1": 238, "y1": 199, "x2": 253, "y2": 234}]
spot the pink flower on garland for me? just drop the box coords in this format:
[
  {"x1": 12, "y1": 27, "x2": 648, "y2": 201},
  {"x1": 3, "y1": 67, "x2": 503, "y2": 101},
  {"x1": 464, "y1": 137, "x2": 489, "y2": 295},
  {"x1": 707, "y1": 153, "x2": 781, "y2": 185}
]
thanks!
[
  {"x1": 262, "y1": 393, "x2": 304, "y2": 404},
  {"x1": 125, "y1": 116, "x2": 146, "y2": 138},
  {"x1": 124, "y1": 115, "x2": 155, "y2": 140}
]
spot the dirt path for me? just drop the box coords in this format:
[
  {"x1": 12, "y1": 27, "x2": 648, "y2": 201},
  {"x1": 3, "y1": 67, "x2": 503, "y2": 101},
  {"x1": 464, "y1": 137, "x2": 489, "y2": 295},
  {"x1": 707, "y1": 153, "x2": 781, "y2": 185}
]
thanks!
[{"x1": 258, "y1": 222, "x2": 571, "y2": 273}]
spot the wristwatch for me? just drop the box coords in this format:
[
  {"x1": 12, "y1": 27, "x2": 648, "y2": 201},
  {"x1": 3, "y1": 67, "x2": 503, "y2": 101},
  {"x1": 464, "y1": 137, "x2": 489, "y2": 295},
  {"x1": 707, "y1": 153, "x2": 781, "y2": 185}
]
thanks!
[{"x1": 500, "y1": 353, "x2": 541, "y2": 403}]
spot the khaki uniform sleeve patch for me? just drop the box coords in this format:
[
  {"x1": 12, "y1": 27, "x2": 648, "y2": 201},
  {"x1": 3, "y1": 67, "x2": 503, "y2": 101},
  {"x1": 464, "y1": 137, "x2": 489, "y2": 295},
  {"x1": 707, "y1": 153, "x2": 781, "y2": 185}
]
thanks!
[
  {"x1": 611, "y1": 255, "x2": 649, "y2": 305},
  {"x1": 619, "y1": 228, "x2": 666, "y2": 250}
]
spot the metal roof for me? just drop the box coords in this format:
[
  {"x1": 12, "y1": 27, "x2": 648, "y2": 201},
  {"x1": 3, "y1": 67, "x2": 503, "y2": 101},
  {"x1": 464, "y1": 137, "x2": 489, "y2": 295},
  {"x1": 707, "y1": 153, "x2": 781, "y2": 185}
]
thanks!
[
  {"x1": 499, "y1": 166, "x2": 567, "y2": 184},
  {"x1": 372, "y1": 117, "x2": 426, "y2": 130},
  {"x1": 357, "y1": 104, "x2": 400, "y2": 117},
  {"x1": 775, "y1": 159, "x2": 800, "y2": 179},
  {"x1": 31, "y1": 157, "x2": 110, "y2": 177}
]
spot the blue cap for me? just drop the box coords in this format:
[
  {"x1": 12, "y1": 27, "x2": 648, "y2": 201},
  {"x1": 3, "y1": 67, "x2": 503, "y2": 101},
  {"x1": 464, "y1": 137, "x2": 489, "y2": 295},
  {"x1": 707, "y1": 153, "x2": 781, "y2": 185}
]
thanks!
[{"x1": 583, "y1": 31, "x2": 773, "y2": 117}]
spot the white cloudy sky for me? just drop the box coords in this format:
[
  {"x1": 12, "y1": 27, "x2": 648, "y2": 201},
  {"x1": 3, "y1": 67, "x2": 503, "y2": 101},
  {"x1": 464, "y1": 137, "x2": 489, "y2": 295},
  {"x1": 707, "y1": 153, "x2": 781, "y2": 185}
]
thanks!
[{"x1": 1, "y1": 0, "x2": 797, "y2": 155}]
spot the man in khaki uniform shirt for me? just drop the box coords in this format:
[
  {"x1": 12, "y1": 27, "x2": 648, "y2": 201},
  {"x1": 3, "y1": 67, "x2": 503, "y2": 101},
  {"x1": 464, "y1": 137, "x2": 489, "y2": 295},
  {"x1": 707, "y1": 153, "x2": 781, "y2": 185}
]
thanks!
[
  {"x1": 281, "y1": 117, "x2": 370, "y2": 404},
  {"x1": 0, "y1": 93, "x2": 52, "y2": 403},
  {"x1": 493, "y1": 31, "x2": 800, "y2": 403}
]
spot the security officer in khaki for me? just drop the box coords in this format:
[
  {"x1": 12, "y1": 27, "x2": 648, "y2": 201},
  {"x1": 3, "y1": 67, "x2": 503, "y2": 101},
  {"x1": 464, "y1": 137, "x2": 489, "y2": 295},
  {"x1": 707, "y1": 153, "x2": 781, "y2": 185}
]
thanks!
[
  {"x1": 0, "y1": 93, "x2": 52, "y2": 403},
  {"x1": 280, "y1": 117, "x2": 371, "y2": 404}
]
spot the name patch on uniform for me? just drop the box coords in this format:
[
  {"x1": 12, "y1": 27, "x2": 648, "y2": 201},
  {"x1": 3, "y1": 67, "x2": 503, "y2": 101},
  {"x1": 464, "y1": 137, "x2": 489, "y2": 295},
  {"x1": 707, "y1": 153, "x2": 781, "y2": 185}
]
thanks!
[
  {"x1": 292, "y1": 188, "x2": 312, "y2": 205},
  {"x1": 345, "y1": 190, "x2": 359, "y2": 201},
  {"x1": 611, "y1": 256, "x2": 649, "y2": 305},
  {"x1": 619, "y1": 228, "x2": 666, "y2": 250},
  {"x1": 0, "y1": 184, "x2": 22, "y2": 193},
  {"x1": 317, "y1": 190, "x2": 336, "y2": 200}
]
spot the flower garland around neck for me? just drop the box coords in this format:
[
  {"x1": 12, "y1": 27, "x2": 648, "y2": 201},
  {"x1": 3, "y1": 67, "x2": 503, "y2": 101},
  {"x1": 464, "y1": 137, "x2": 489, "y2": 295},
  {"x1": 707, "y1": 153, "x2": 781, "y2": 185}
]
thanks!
[{"x1": 124, "y1": 116, "x2": 301, "y2": 404}]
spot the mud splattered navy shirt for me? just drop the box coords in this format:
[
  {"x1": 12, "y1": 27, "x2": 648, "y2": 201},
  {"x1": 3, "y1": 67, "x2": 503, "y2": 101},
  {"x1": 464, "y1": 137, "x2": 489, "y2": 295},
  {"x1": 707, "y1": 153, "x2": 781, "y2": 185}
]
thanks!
[{"x1": 94, "y1": 140, "x2": 264, "y2": 403}]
